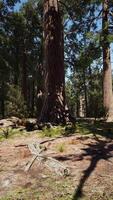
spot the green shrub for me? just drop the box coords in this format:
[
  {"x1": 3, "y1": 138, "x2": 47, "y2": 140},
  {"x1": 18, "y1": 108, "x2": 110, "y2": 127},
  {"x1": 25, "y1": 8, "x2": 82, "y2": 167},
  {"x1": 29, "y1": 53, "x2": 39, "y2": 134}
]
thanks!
[
  {"x1": 0, "y1": 127, "x2": 26, "y2": 141},
  {"x1": 56, "y1": 143, "x2": 65, "y2": 153},
  {"x1": 5, "y1": 84, "x2": 28, "y2": 118},
  {"x1": 42, "y1": 126, "x2": 64, "y2": 137},
  {"x1": 63, "y1": 124, "x2": 76, "y2": 136}
]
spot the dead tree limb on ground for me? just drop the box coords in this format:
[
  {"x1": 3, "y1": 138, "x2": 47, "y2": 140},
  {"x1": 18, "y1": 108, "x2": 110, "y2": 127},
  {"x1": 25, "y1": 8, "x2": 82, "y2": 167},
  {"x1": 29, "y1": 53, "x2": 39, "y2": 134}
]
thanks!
[{"x1": 25, "y1": 142, "x2": 70, "y2": 176}]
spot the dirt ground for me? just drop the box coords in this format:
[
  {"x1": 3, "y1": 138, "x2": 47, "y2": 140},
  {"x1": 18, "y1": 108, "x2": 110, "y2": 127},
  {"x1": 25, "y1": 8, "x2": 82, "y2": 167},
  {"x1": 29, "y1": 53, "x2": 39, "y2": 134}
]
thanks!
[{"x1": 0, "y1": 133, "x2": 113, "y2": 200}]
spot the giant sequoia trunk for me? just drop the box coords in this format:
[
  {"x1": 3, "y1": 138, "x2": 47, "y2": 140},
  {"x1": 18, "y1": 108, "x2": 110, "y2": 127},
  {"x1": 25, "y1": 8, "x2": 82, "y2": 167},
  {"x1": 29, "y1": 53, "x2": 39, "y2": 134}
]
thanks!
[
  {"x1": 40, "y1": 0, "x2": 66, "y2": 124},
  {"x1": 102, "y1": 0, "x2": 113, "y2": 121}
]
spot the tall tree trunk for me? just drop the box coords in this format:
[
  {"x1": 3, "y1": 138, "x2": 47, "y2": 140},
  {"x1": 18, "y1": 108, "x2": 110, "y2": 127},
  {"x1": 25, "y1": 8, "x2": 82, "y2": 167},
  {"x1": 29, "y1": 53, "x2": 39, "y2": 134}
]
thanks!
[
  {"x1": 102, "y1": 0, "x2": 113, "y2": 121},
  {"x1": 40, "y1": 0, "x2": 66, "y2": 124}
]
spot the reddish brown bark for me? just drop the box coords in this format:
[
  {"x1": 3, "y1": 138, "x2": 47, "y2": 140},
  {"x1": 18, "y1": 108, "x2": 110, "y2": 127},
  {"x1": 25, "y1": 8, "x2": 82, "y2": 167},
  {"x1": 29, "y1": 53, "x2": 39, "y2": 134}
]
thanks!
[
  {"x1": 40, "y1": 0, "x2": 66, "y2": 124},
  {"x1": 102, "y1": 0, "x2": 113, "y2": 120}
]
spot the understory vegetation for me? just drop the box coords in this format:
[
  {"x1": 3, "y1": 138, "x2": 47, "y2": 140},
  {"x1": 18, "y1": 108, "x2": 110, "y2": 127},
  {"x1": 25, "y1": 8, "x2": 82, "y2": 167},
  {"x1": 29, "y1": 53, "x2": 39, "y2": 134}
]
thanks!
[{"x1": 0, "y1": 120, "x2": 113, "y2": 142}]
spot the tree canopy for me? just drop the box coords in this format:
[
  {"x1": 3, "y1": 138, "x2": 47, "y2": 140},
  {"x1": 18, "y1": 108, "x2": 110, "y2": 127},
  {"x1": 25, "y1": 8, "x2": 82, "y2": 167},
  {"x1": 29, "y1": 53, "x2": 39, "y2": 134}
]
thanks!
[{"x1": 0, "y1": 0, "x2": 113, "y2": 122}]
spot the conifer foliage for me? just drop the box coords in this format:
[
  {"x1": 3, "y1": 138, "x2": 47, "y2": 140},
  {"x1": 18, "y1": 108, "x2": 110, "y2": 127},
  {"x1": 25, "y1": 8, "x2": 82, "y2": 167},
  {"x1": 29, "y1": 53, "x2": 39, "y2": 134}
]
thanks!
[{"x1": 0, "y1": 0, "x2": 113, "y2": 122}]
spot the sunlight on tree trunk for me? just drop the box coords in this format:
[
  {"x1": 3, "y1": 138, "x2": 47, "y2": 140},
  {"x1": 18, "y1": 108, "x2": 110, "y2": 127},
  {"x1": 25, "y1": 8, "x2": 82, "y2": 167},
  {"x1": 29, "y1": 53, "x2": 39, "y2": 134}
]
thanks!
[{"x1": 102, "y1": 0, "x2": 113, "y2": 121}]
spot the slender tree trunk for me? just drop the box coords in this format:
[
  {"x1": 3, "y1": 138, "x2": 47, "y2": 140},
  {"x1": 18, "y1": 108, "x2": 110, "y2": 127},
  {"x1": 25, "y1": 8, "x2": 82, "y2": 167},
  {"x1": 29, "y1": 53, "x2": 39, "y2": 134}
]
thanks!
[
  {"x1": 88, "y1": 65, "x2": 93, "y2": 117},
  {"x1": 27, "y1": 75, "x2": 34, "y2": 117},
  {"x1": 40, "y1": 0, "x2": 66, "y2": 124},
  {"x1": 76, "y1": 97, "x2": 80, "y2": 117},
  {"x1": 102, "y1": 0, "x2": 113, "y2": 121},
  {"x1": 31, "y1": 78, "x2": 35, "y2": 117},
  {"x1": 21, "y1": 50, "x2": 27, "y2": 102},
  {"x1": 27, "y1": 81, "x2": 30, "y2": 115},
  {"x1": 37, "y1": 64, "x2": 44, "y2": 118},
  {"x1": 83, "y1": 68, "x2": 88, "y2": 117},
  {"x1": 14, "y1": 47, "x2": 19, "y2": 85},
  {"x1": 1, "y1": 81, "x2": 5, "y2": 118}
]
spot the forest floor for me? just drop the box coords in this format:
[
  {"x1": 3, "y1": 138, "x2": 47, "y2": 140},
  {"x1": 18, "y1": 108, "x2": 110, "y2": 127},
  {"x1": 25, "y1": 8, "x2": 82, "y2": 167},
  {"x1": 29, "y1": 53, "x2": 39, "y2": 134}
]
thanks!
[{"x1": 0, "y1": 121, "x2": 113, "y2": 200}]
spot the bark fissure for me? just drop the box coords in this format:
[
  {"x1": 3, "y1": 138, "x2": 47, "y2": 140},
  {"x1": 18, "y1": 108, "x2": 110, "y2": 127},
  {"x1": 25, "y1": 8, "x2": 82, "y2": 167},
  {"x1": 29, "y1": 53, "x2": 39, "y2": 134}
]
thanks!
[
  {"x1": 40, "y1": 0, "x2": 67, "y2": 124},
  {"x1": 102, "y1": 0, "x2": 113, "y2": 120}
]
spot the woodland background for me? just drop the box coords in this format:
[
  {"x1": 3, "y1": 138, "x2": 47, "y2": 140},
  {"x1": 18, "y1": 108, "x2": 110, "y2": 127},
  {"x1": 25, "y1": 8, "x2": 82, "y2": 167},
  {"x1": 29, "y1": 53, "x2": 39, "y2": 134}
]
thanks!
[{"x1": 0, "y1": 0, "x2": 113, "y2": 122}]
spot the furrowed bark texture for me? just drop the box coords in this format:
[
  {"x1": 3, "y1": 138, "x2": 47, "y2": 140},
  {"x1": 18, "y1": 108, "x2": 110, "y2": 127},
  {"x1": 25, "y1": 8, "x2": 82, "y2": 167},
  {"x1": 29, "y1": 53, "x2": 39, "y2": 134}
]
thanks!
[
  {"x1": 40, "y1": 0, "x2": 66, "y2": 124},
  {"x1": 102, "y1": 0, "x2": 113, "y2": 120}
]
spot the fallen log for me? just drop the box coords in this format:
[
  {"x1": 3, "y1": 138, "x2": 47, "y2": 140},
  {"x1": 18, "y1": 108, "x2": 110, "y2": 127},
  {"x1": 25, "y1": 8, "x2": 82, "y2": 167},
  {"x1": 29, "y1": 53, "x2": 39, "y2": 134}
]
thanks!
[
  {"x1": 40, "y1": 136, "x2": 63, "y2": 144},
  {"x1": 25, "y1": 142, "x2": 70, "y2": 176},
  {"x1": 43, "y1": 156, "x2": 70, "y2": 176},
  {"x1": 25, "y1": 143, "x2": 45, "y2": 172},
  {"x1": 25, "y1": 154, "x2": 42, "y2": 172}
]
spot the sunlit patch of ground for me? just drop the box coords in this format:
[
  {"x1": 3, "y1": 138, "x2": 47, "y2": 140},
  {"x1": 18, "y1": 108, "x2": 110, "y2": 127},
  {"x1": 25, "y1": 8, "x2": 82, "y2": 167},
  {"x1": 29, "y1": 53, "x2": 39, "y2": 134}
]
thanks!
[{"x1": 0, "y1": 129, "x2": 113, "y2": 200}]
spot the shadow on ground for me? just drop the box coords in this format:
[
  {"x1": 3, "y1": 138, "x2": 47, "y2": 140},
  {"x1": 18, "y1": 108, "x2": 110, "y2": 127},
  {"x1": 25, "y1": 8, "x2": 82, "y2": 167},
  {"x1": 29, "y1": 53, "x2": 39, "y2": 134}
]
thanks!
[
  {"x1": 76, "y1": 120, "x2": 113, "y2": 139},
  {"x1": 72, "y1": 137, "x2": 113, "y2": 200},
  {"x1": 54, "y1": 129, "x2": 113, "y2": 200}
]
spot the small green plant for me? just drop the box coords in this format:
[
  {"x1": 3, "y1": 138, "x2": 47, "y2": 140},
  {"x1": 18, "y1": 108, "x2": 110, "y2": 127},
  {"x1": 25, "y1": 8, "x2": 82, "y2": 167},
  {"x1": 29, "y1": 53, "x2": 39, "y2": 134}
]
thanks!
[
  {"x1": 56, "y1": 143, "x2": 65, "y2": 153},
  {"x1": 2, "y1": 128, "x2": 9, "y2": 138},
  {"x1": 76, "y1": 123, "x2": 91, "y2": 135},
  {"x1": 0, "y1": 127, "x2": 27, "y2": 141},
  {"x1": 0, "y1": 188, "x2": 40, "y2": 200},
  {"x1": 64, "y1": 124, "x2": 76, "y2": 136},
  {"x1": 42, "y1": 126, "x2": 64, "y2": 137},
  {"x1": 0, "y1": 128, "x2": 10, "y2": 140}
]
